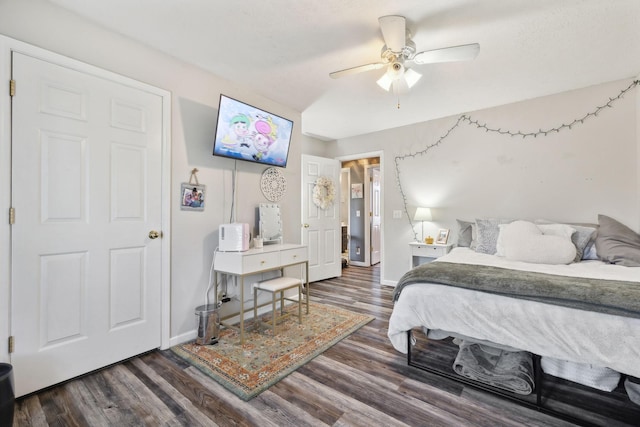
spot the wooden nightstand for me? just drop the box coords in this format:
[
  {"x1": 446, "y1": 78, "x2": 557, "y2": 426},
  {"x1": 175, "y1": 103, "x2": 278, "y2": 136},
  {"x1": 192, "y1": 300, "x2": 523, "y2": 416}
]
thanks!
[{"x1": 409, "y1": 242, "x2": 453, "y2": 269}]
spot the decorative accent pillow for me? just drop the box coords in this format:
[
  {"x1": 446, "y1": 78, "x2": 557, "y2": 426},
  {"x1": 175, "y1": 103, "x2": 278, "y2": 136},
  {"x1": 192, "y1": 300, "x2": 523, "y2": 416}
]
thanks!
[
  {"x1": 501, "y1": 221, "x2": 576, "y2": 265},
  {"x1": 495, "y1": 224, "x2": 508, "y2": 256},
  {"x1": 456, "y1": 219, "x2": 474, "y2": 247},
  {"x1": 475, "y1": 218, "x2": 512, "y2": 254},
  {"x1": 595, "y1": 214, "x2": 640, "y2": 267},
  {"x1": 470, "y1": 224, "x2": 477, "y2": 250},
  {"x1": 582, "y1": 241, "x2": 598, "y2": 260},
  {"x1": 498, "y1": 222, "x2": 579, "y2": 259},
  {"x1": 570, "y1": 225, "x2": 597, "y2": 262},
  {"x1": 535, "y1": 220, "x2": 597, "y2": 262}
]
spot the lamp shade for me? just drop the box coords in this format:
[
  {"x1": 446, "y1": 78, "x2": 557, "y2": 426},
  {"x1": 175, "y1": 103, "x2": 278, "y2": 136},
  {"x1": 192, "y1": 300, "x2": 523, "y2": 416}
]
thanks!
[
  {"x1": 376, "y1": 72, "x2": 393, "y2": 91},
  {"x1": 413, "y1": 207, "x2": 432, "y2": 221},
  {"x1": 376, "y1": 66, "x2": 422, "y2": 95},
  {"x1": 403, "y1": 68, "x2": 422, "y2": 88}
]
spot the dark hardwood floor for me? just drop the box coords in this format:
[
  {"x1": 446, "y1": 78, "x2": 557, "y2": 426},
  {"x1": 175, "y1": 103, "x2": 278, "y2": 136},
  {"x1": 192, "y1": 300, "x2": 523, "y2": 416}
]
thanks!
[{"x1": 13, "y1": 264, "x2": 640, "y2": 426}]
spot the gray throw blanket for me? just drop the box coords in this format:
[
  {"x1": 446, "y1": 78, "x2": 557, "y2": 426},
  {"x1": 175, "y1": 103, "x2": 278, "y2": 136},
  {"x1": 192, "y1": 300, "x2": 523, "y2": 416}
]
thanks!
[
  {"x1": 453, "y1": 341, "x2": 534, "y2": 395},
  {"x1": 393, "y1": 261, "x2": 640, "y2": 319}
]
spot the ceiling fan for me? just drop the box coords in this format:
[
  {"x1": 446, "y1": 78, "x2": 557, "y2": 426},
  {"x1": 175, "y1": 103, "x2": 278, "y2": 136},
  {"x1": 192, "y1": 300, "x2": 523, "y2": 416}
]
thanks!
[{"x1": 329, "y1": 15, "x2": 480, "y2": 94}]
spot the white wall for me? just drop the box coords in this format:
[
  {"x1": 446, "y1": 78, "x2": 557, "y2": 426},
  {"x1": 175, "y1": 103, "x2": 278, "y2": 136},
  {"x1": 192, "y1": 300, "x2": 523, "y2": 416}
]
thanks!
[
  {"x1": 1, "y1": 1, "x2": 638, "y2": 363},
  {"x1": 0, "y1": 0, "x2": 317, "y2": 361},
  {"x1": 328, "y1": 79, "x2": 640, "y2": 284}
]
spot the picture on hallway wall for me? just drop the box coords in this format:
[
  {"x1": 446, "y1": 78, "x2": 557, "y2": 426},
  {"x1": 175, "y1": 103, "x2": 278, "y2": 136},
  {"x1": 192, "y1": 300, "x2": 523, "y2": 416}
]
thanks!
[{"x1": 351, "y1": 183, "x2": 363, "y2": 199}]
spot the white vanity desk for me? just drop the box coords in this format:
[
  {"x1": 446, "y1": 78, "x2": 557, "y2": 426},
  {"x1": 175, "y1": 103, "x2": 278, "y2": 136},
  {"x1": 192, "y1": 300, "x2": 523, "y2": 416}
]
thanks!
[{"x1": 213, "y1": 243, "x2": 309, "y2": 344}]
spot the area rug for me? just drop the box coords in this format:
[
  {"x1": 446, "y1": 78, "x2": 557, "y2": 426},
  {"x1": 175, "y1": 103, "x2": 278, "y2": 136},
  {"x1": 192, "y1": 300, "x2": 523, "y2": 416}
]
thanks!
[{"x1": 171, "y1": 302, "x2": 373, "y2": 400}]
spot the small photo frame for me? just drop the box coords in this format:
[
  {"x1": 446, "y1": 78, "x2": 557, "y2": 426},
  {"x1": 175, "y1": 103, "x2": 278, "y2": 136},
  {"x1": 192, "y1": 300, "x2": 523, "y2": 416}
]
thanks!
[
  {"x1": 181, "y1": 183, "x2": 205, "y2": 211},
  {"x1": 436, "y1": 229, "x2": 450, "y2": 245},
  {"x1": 351, "y1": 183, "x2": 363, "y2": 199}
]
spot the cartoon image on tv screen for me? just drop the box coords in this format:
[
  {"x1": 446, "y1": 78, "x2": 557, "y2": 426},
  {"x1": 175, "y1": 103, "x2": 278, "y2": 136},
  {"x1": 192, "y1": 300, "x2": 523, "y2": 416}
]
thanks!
[{"x1": 214, "y1": 96, "x2": 293, "y2": 167}]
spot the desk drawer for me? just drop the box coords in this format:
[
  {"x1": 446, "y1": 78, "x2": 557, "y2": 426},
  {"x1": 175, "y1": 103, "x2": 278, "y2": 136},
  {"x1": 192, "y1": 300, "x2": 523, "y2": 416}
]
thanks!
[
  {"x1": 412, "y1": 245, "x2": 447, "y2": 258},
  {"x1": 280, "y1": 247, "x2": 308, "y2": 265},
  {"x1": 242, "y1": 252, "x2": 280, "y2": 273}
]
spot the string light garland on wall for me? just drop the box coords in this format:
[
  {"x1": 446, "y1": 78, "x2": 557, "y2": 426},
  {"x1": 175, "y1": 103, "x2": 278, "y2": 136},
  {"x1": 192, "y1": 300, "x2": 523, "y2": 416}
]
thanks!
[{"x1": 394, "y1": 80, "x2": 640, "y2": 242}]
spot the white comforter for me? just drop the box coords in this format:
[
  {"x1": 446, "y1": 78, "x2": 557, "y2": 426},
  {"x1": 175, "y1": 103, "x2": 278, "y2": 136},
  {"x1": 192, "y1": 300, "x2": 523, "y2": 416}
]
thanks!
[{"x1": 388, "y1": 248, "x2": 640, "y2": 378}]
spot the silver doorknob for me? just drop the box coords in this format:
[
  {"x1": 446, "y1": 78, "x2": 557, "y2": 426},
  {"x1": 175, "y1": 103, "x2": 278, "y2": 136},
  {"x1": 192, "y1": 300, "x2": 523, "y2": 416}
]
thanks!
[{"x1": 149, "y1": 230, "x2": 161, "y2": 239}]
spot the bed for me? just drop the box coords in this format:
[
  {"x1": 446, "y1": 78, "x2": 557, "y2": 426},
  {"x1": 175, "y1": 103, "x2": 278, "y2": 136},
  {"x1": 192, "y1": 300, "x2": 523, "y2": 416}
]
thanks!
[{"x1": 388, "y1": 214, "x2": 640, "y2": 422}]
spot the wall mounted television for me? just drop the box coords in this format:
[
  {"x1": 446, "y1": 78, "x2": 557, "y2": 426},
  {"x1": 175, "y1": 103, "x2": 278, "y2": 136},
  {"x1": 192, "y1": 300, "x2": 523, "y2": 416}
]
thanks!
[{"x1": 212, "y1": 94, "x2": 293, "y2": 168}]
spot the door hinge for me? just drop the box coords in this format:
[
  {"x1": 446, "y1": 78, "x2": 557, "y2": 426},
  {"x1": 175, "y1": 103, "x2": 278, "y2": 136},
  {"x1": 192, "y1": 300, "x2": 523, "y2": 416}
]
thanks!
[
  {"x1": 8, "y1": 336, "x2": 14, "y2": 353},
  {"x1": 9, "y1": 207, "x2": 15, "y2": 224},
  {"x1": 9, "y1": 79, "x2": 15, "y2": 97}
]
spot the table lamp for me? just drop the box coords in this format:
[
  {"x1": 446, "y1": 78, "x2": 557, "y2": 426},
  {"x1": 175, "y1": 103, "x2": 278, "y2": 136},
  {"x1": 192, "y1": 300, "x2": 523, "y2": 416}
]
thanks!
[{"x1": 413, "y1": 207, "x2": 432, "y2": 243}]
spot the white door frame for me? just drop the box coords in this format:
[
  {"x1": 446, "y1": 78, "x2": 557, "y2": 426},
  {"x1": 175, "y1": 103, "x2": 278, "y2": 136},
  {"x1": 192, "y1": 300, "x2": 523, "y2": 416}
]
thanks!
[
  {"x1": 340, "y1": 167, "x2": 351, "y2": 258},
  {"x1": 362, "y1": 165, "x2": 372, "y2": 266},
  {"x1": 336, "y1": 151, "x2": 384, "y2": 280},
  {"x1": 0, "y1": 35, "x2": 172, "y2": 364},
  {"x1": 367, "y1": 164, "x2": 381, "y2": 265}
]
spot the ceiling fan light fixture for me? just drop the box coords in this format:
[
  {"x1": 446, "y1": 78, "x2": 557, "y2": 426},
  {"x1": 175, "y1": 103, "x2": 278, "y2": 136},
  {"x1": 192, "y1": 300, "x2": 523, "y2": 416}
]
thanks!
[
  {"x1": 376, "y1": 72, "x2": 393, "y2": 91},
  {"x1": 404, "y1": 68, "x2": 422, "y2": 88},
  {"x1": 377, "y1": 66, "x2": 421, "y2": 93},
  {"x1": 329, "y1": 15, "x2": 479, "y2": 97}
]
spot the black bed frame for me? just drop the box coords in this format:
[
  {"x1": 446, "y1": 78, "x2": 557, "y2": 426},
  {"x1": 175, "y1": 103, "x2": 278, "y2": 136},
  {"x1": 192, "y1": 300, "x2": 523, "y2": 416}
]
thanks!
[{"x1": 406, "y1": 330, "x2": 613, "y2": 427}]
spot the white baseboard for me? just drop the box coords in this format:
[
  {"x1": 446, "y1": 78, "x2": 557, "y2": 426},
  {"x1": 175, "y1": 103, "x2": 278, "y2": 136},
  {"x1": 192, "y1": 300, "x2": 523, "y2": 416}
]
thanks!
[
  {"x1": 349, "y1": 261, "x2": 369, "y2": 267},
  {"x1": 167, "y1": 330, "x2": 197, "y2": 348},
  {"x1": 381, "y1": 279, "x2": 397, "y2": 287},
  {"x1": 165, "y1": 300, "x2": 299, "y2": 349}
]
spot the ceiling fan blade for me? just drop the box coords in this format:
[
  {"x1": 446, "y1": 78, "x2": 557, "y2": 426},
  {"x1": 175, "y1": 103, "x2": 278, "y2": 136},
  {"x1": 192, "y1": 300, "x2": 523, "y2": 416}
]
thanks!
[
  {"x1": 329, "y1": 62, "x2": 386, "y2": 79},
  {"x1": 378, "y1": 15, "x2": 406, "y2": 52},
  {"x1": 412, "y1": 43, "x2": 480, "y2": 65}
]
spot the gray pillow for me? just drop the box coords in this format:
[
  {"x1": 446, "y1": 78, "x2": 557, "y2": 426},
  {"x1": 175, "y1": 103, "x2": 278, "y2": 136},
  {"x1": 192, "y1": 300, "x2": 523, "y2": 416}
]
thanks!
[
  {"x1": 475, "y1": 218, "x2": 512, "y2": 254},
  {"x1": 583, "y1": 240, "x2": 598, "y2": 260},
  {"x1": 595, "y1": 214, "x2": 640, "y2": 267},
  {"x1": 570, "y1": 225, "x2": 597, "y2": 262},
  {"x1": 457, "y1": 219, "x2": 473, "y2": 247}
]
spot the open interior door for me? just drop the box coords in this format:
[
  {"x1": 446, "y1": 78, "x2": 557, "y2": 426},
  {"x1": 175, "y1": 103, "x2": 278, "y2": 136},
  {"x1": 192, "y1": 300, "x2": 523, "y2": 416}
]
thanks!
[{"x1": 301, "y1": 154, "x2": 341, "y2": 282}]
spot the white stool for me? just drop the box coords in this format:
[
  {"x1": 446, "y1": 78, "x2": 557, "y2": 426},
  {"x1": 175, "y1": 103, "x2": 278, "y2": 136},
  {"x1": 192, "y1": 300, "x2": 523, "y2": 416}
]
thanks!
[{"x1": 253, "y1": 276, "x2": 302, "y2": 335}]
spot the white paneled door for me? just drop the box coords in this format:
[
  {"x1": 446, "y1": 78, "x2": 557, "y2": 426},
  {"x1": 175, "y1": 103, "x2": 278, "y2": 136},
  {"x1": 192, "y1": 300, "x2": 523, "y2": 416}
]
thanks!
[
  {"x1": 11, "y1": 52, "x2": 164, "y2": 396},
  {"x1": 301, "y1": 154, "x2": 341, "y2": 282}
]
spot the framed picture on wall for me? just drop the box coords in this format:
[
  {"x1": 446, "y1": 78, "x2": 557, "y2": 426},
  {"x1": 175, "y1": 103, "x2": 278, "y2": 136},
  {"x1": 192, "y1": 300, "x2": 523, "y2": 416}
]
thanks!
[
  {"x1": 436, "y1": 229, "x2": 450, "y2": 245},
  {"x1": 351, "y1": 183, "x2": 363, "y2": 199},
  {"x1": 180, "y1": 183, "x2": 205, "y2": 211}
]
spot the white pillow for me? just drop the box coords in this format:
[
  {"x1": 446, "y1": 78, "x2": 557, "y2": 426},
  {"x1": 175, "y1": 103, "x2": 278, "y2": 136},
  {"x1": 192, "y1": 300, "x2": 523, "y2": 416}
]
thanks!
[
  {"x1": 501, "y1": 221, "x2": 577, "y2": 265},
  {"x1": 496, "y1": 222, "x2": 575, "y2": 257},
  {"x1": 537, "y1": 223, "x2": 576, "y2": 239}
]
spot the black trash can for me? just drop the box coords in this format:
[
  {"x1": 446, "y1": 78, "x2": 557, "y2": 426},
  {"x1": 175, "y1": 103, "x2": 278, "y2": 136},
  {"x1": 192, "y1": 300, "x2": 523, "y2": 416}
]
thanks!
[{"x1": 0, "y1": 363, "x2": 14, "y2": 427}]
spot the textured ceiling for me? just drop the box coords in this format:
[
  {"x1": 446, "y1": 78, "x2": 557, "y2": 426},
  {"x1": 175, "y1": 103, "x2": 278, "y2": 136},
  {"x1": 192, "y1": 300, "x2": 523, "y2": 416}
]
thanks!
[{"x1": 50, "y1": 0, "x2": 640, "y2": 140}]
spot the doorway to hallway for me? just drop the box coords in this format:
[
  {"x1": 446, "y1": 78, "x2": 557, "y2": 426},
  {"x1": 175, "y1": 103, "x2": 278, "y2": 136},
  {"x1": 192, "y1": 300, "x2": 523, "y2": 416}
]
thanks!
[{"x1": 339, "y1": 154, "x2": 382, "y2": 274}]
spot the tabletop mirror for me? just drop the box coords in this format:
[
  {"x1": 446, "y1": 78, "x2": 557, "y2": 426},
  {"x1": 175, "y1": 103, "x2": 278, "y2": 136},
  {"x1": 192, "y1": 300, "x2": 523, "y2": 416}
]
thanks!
[{"x1": 259, "y1": 203, "x2": 283, "y2": 245}]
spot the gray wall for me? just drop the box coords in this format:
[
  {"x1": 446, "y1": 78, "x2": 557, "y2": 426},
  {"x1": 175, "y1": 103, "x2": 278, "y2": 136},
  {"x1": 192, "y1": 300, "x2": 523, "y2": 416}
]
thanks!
[{"x1": 327, "y1": 78, "x2": 640, "y2": 285}]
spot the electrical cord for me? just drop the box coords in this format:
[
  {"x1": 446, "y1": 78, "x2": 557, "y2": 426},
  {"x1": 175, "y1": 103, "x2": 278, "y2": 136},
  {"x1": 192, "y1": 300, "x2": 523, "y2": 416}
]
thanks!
[
  {"x1": 229, "y1": 160, "x2": 237, "y2": 223},
  {"x1": 205, "y1": 247, "x2": 219, "y2": 308}
]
